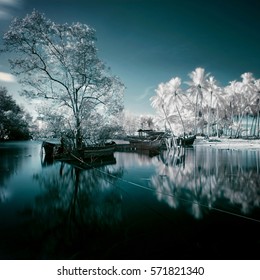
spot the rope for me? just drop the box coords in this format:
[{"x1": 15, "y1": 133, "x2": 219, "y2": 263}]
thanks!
[{"x1": 66, "y1": 151, "x2": 260, "y2": 224}]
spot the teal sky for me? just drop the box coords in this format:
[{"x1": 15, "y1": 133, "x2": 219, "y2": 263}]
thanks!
[{"x1": 0, "y1": 0, "x2": 260, "y2": 115}]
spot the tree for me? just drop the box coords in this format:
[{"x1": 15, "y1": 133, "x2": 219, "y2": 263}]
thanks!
[
  {"x1": 150, "y1": 81, "x2": 175, "y2": 135},
  {"x1": 224, "y1": 73, "x2": 258, "y2": 137},
  {"x1": 151, "y1": 77, "x2": 190, "y2": 136},
  {"x1": 152, "y1": 68, "x2": 260, "y2": 139},
  {"x1": 151, "y1": 76, "x2": 196, "y2": 138},
  {"x1": 140, "y1": 115, "x2": 155, "y2": 129},
  {"x1": 254, "y1": 79, "x2": 260, "y2": 137},
  {"x1": 1, "y1": 10, "x2": 124, "y2": 148},
  {"x1": 204, "y1": 76, "x2": 225, "y2": 137},
  {"x1": 0, "y1": 86, "x2": 31, "y2": 140},
  {"x1": 186, "y1": 67, "x2": 210, "y2": 135},
  {"x1": 164, "y1": 77, "x2": 190, "y2": 136},
  {"x1": 239, "y1": 73, "x2": 255, "y2": 137}
]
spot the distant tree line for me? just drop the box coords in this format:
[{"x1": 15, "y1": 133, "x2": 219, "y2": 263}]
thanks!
[{"x1": 0, "y1": 87, "x2": 31, "y2": 140}]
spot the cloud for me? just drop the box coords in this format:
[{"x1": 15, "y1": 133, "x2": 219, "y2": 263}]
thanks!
[
  {"x1": 136, "y1": 85, "x2": 156, "y2": 101},
  {"x1": 0, "y1": 0, "x2": 20, "y2": 7},
  {"x1": 0, "y1": 8, "x2": 9, "y2": 19},
  {"x1": 0, "y1": 0, "x2": 22, "y2": 20},
  {"x1": 0, "y1": 71, "x2": 16, "y2": 82}
]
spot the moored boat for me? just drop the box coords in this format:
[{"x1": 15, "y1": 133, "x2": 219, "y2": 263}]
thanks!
[
  {"x1": 126, "y1": 129, "x2": 164, "y2": 151},
  {"x1": 128, "y1": 138, "x2": 162, "y2": 151},
  {"x1": 41, "y1": 140, "x2": 116, "y2": 161},
  {"x1": 161, "y1": 135, "x2": 196, "y2": 149},
  {"x1": 42, "y1": 140, "x2": 61, "y2": 156},
  {"x1": 177, "y1": 135, "x2": 196, "y2": 146}
]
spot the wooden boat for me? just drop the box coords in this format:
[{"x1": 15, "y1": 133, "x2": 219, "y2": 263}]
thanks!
[
  {"x1": 129, "y1": 129, "x2": 165, "y2": 141},
  {"x1": 80, "y1": 145, "x2": 116, "y2": 159},
  {"x1": 161, "y1": 135, "x2": 196, "y2": 149},
  {"x1": 42, "y1": 140, "x2": 116, "y2": 161},
  {"x1": 61, "y1": 154, "x2": 117, "y2": 169},
  {"x1": 177, "y1": 135, "x2": 196, "y2": 146},
  {"x1": 126, "y1": 129, "x2": 164, "y2": 151},
  {"x1": 41, "y1": 140, "x2": 60, "y2": 157},
  {"x1": 128, "y1": 138, "x2": 162, "y2": 151}
]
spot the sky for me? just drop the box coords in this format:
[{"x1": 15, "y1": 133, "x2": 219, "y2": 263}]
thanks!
[{"x1": 0, "y1": 0, "x2": 260, "y2": 116}]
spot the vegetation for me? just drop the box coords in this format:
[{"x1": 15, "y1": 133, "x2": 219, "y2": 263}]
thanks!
[
  {"x1": 0, "y1": 87, "x2": 31, "y2": 140},
  {"x1": 151, "y1": 68, "x2": 260, "y2": 138},
  {"x1": 2, "y1": 11, "x2": 259, "y2": 142},
  {"x1": 2, "y1": 10, "x2": 124, "y2": 147}
]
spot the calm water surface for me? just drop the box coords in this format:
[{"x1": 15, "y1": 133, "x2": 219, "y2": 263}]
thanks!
[{"x1": 0, "y1": 141, "x2": 259, "y2": 259}]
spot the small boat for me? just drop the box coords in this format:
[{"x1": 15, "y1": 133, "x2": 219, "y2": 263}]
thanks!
[
  {"x1": 62, "y1": 153, "x2": 117, "y2": 169},
  {"x1": 128, "y1": 138, "x2": 162, "y2": 151},
  {"x1": 41, "y1": 140, "x2": 60, "y2": 157},
  {"x1": 177, "y1": 135, "x2": 196, "y2": 146},
  {"x1": 126, "y1": 129, "x2": 164, "y2": 151},
  {"x1": 132, "y1": 129, "x2": 165, "y2": 140},
  {"x1": 41, "y1": 140, "x2": 116, "y2": 161},
  {"x1": 80, "y1": 145, "x2": 116, "y2": 159},
  {"x1": 161, "y1": 135, "x2": 196, "y2": 149}
]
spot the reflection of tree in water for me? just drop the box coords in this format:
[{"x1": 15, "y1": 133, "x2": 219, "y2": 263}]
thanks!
[
  {"x1": 151, "y1": 148, "x2": 260, "y2": 219},
  {"x1": 24, "y1": 161, "x2": 124, "y2": 259},
  {"x1": 0, "y1": 144, "x2": 27, "y2": 202}
]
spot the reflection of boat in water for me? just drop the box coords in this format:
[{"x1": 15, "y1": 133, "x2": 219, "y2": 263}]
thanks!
[
  {"x1": 61, "y1": 154, "x2": 117, "y2": 170},
  {"x1": 41, "y1": 154, "x2": 54, "y2": 167}
]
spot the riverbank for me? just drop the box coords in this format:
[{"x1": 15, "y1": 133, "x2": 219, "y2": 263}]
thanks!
[
  {"x1": 112, "y1": 137, "x2": 260, "y2": 150},
  {"x1": 194, "y1": 137, "x2": 260, "y2": 150}
]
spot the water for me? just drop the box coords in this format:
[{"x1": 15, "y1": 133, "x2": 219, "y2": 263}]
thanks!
[{"x1": 0, "y1": 141, "x2": 259, "y2": 259}]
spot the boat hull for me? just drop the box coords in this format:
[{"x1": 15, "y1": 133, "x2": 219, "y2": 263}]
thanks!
[
  {"x1": 129, "y1": 139, "x2": 161, "y2": 150},
  {"x1": 42, "y1": 141, "x2": 116, "y2": 161},
  {"x1": 42, "y1": 141, "x2": 60, "y2": 156},
  {"x1": 177, "y1": 135, "x2": 196, "y2": 146}
]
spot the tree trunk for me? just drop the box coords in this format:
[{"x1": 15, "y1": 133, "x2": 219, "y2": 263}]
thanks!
[
  {"x1": 250, "y1": 115, "x2": 255, "y2": 136},
  {"x1": 216, "y1": 105, "x2": 219, "y2": 137},
  {"x1": 207, "y1": 91, "x2": 213, "y2": 137},
  {"x1": 235, "y1": 113, "x2": 244, "y2": 138},
  {"x1": 176, "y1": 105, "x2": 185, "y2": 137},
  {"x1": 194, "y1": 90, "x2": 199, "y2": 135},
  {"x1": 75, "y1": 117, "x2": 82, "y2": 149},
  {"x1": 246, "y1": 112, "x2": 249, "y2": 138},
  {"x1": 162, "y1": 104, "x2": 174, "y2": 136},
  {"x1": 257, "y1": 108, "x2": 260, "y2": 138}
]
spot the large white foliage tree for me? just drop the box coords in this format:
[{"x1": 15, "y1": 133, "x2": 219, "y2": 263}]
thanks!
[
  {"x1": 1, "y1": 10, "x2": 125, "y2": 148},
  {"x1": 151, "y1": 77, "x2": 193, "y2": 136},
  {"x1": 186, "y1": 67, "x2": 209, "y2": 134}
]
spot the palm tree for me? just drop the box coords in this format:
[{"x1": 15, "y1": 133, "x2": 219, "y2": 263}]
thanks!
[
  {"x1": 151, "y1": 77, "x2": 194, "y2": 139},
  {"x1": 151, "y1": 82, "x2": 175, "y2": 135},
  {"x1": 226, "y1": 73, "x2": 258, "y2": 138},
  {"x1": 224, "y1": 81, "x2": 237, "y2": 137},
  {"x1": 240, "y1": 73, "x2": 258, "y2": 137},
  {"x1": 254, "y1": 79, "x2": 260, "y2": 137},
  {"x1": 205, "y1": 76, "x2": 216, "y2": 136},
  {"x1": 164, "y1": 77, "x2": 190, "y2": 136},
  {"x1": 186, "y1": 67, "x2": 209, "y2": 135},
  {"x1": 204, "y1": 76, "x2": 226, "y2": 137}
]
